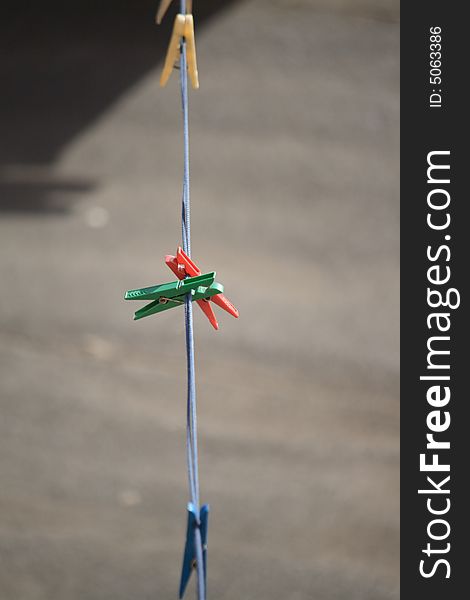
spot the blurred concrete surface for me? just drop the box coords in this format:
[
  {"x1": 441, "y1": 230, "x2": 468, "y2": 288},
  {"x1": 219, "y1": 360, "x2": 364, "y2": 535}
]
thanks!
[{"x1": 0, "y1": 1, "x2": 399, "y2": 599}]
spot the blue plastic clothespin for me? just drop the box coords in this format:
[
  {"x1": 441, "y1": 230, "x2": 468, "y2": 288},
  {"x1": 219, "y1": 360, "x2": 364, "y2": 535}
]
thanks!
[{"x1": 179, "y1": 503, "x2": 209, "y2": 599}]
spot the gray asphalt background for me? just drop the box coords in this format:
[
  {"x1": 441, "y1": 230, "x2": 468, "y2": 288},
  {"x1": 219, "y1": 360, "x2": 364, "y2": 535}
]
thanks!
[{"x1": 1, "y1": 1, "x2": 399, "y2": 599}]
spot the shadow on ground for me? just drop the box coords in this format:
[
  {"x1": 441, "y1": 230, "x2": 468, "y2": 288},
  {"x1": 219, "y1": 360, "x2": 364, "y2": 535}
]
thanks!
[{"x1": 1, "y1": 0, "x2": 238, "y2": 213}]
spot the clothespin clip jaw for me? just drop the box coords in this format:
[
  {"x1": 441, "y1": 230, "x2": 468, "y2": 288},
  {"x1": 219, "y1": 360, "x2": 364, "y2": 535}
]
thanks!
[
  {"x1": 179, "y1": 503, "x2": 209, "y2": 599},
  {"x1": 156, "y1": 1, "x2": 199, "y2": 89},
  {"x1": 156, "y1": 0, "x2": 193, "y2": 25},
  {"x1": 124, "y1": 273, "x2": 223, "y2": 320},
  {"x1": 166, "y1": 247, "x2": 239, "y2": 330}
]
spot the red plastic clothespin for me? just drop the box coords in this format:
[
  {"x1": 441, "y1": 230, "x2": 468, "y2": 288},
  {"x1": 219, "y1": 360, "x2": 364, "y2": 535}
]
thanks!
[{"x1": 165, "y1": 247, "x2": 239, "y2": 330}]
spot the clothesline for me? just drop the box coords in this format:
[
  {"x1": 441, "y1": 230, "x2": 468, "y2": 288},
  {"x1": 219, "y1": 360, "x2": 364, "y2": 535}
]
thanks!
[{"x1": 178, "y1": 0, "x2": 206, "y2": 597}]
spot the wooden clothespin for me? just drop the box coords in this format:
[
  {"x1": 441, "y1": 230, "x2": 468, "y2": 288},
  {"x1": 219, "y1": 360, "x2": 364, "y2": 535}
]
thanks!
[{"x1": 156, "y1": 0, "x2": 199, "y2": 89}]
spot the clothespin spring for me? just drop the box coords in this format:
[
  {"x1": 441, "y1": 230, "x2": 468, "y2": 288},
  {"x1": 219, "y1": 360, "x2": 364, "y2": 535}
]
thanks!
[{"x1": 159, "y1": 296, "x2": 184, "y2": 305}]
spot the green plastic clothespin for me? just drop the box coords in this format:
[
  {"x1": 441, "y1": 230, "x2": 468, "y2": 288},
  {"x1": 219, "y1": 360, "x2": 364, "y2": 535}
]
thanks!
[{"x1": 124, "y1": 272, "x2": 224, "y2": 320}]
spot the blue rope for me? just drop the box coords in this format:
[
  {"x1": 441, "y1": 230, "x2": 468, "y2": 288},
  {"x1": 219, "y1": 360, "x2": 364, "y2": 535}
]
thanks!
[{"x1": 179, "y1": 2, "x2": 205, "y2": 598}]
